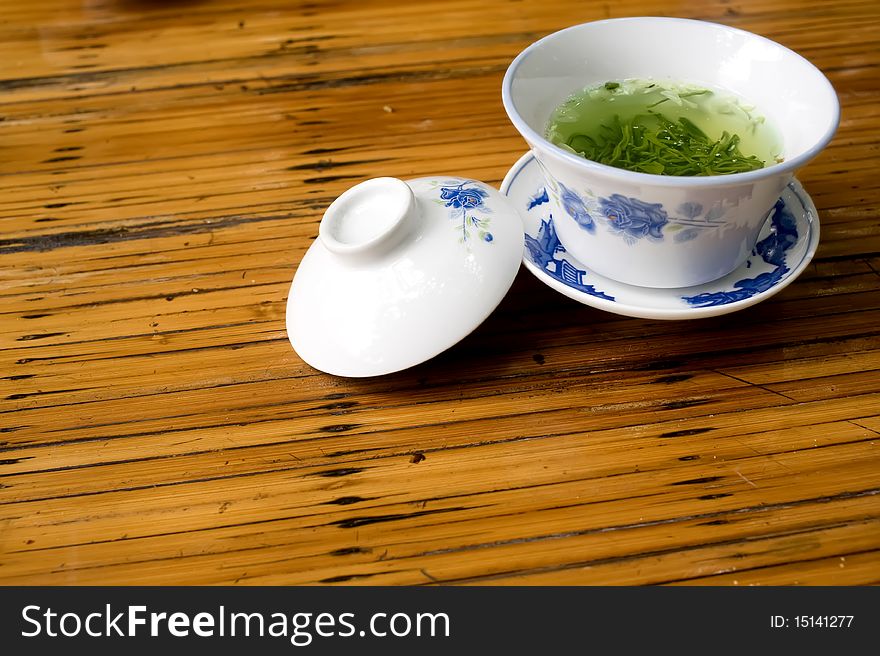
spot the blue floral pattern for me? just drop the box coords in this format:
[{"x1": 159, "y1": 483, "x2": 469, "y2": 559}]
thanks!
[
  {"x1": 506, "y1": 155, "x2": 813, "y2": 318},
  {"x1": 599, "y1": 194, "x2": 668, "y2": 241},
  {"x1": 677, "y1": 202, "x2": 704, "y2": 219},
  {"x1": 755, "y1": 200, "x2": 798, "y2": 267},
  {"x1": 441, "y1": 184, "x2": 487, "y2": 210},
  {"x1": 545, "y1": 173, "x2": 736, "y2": 244},
  {"x1": 527, "y1": 188, "x2": 549, "y2": 210},
  {"x1": 524, "y1": 216, "x2": 614, "y2": 301},
  {"x1": 682, "y1": 199, "x2": 798, "y2": 307},
  {"x1": 439, "y1": 181, "x2": 494, "y2": 243},
  {"x1": 559, "y1": 183, "x2": 595, "y2": 233}
]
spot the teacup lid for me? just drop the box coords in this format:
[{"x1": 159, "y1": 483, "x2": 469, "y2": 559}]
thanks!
[{"x1": 286, "y1": 176, "x2": 524, "y2": 377}]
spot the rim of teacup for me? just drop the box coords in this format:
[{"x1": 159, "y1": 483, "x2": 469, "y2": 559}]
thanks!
[{"x1": 501, "y1": 16, "x2": 840, "y2": 188}]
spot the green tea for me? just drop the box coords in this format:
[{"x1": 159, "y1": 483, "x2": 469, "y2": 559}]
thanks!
[{"x1": 546, "y1": 79, "x2": 783, "y2": 176}]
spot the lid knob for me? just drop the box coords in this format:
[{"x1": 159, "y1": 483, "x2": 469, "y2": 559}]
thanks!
[{"x1": 318, "y1": 177, "x2": 417, "y2": 256}]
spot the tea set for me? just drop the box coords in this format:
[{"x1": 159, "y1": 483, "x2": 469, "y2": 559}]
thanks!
[{"x1": 286, "y1": 17, "x2": 839, "y2": 376}]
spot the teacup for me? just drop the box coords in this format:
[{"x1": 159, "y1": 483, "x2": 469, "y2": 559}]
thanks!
[{"x1": 502, "y1": 17, "x2": 839, "y2": 288}]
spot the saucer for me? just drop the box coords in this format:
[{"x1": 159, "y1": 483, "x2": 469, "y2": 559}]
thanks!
[{"x1": 501, "y1": 153, "x2": 820, "y2": 320}]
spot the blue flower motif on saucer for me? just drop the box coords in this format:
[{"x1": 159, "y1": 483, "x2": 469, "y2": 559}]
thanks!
[
  {"x1": 559, "y1": 182, "x2": 595, "y2": 233},
  {"x1": 683, "y1": 199, "x2": 799, "y2": 307},
  {"x1": 755, "y1": 199, "x2": 798, "y2": 267},
  {"x1": 599, "y1": 194, "x2": 668, "y2": 241},
  {"x1": 439, "y1": 181, "x2": 494, "y2": 244},
  {"x1": 524, "y1": 214, "x2": 614, "y2": 301},
  {"x1": 527, "y1": 187, "x2": 549, "y2": 210}
]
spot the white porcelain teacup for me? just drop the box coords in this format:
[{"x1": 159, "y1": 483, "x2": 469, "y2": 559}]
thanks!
[{"x1": 502, "y1": 17, "x2": 839, "y2": 288}]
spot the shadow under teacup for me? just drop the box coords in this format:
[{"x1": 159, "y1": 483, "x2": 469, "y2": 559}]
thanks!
[{"x1": 502, "y1": 17, "x2": 839, "y2": 289}]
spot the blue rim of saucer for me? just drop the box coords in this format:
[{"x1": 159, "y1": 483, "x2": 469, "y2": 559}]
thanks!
[{"x1": 500, "y1": 152, "x2": 820, "y2": 320}]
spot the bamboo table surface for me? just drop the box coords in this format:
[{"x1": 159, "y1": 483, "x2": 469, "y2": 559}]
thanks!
[{"x1": 1, "y1": 0, "x2": 878, "y2": 586}]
